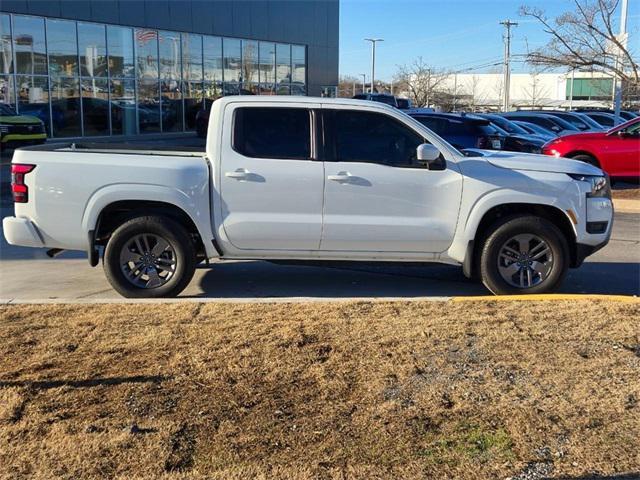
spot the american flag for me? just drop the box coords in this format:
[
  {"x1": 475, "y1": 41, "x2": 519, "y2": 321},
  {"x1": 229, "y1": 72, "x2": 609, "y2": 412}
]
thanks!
[{"x1": 136, "y1": 29, "x2": 158, "y2": 44}]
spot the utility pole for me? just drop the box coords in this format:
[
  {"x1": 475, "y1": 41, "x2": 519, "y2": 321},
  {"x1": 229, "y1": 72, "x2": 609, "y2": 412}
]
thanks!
[
  {"x1": 568, "y1": 68, "x2": 575, "y2": 110},
  {"x1": 426, "y1": 68, "x2": 432, "y2": 108},
  {"x1": 612, "y1": 0, "x2": 628, "y2": 125},
  {"x1": 500, "y1": 20, "x2": 518, "y2": 112},
  {"x1": 453, "y1": 73, "x2": 458, "y2": 111},
  {"x1": 364, "y1": 38, "x2": 383, "y2": 93},
  {"x1": 360, "y1": 73, "x2": 366, "y2": 93}
]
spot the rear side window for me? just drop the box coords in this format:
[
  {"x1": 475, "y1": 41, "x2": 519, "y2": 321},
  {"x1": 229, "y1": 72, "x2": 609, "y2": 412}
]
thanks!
[
  {"x1": 233, "y1": 107, "x2": 311, "y2": 159},
  {"x1": 332, "y1": 110, "x2": 426, "y2": 168}
]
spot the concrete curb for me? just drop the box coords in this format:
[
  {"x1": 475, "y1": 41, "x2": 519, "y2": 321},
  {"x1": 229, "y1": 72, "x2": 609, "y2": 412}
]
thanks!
[
  {"x1": 1, "y1": 294, "x2": 638, "y2": 305},
  {"x1": 0, "y1": 296, "x2": 456, "y2": 305},
  {"x1": 613, "y1": 198, "x2": 640, "y2": 213}
]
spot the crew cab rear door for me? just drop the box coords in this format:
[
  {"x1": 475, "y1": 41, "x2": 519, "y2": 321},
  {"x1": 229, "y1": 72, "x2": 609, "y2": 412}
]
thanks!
[{"x1": 218, "y1": 101, "x2": 324, "y2": 250}]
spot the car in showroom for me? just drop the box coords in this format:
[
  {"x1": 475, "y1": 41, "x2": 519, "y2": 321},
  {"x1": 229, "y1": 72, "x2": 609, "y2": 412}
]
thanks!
[
  {"x1": 0, "y1": 103, "x2": 47, "y2": 150},
  {"x1": 542, "y1": 117, "x2": 640, "y2": 179}
]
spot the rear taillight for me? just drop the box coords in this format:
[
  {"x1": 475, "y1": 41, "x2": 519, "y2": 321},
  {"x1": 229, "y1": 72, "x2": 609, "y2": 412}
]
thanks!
[{"x1": 11, "y1": 164, "x2": 35, "y2": 203}]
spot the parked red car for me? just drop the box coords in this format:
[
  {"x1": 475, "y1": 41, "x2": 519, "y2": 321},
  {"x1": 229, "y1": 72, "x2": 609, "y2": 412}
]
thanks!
[{"x1": 542, "y1": 117, "x2": 640, "y2": 179}]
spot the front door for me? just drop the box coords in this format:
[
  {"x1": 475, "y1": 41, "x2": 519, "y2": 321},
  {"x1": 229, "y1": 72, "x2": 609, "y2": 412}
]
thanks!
[
  {"x1": 320, "y1": 107, "x2": 463, "y2": 253},
  {"x1": 219, "y1": 102, "x2": 324, "y2": 250},
  {"x1": 605, "y1": 122, "x2": 640, "y2": 177}
]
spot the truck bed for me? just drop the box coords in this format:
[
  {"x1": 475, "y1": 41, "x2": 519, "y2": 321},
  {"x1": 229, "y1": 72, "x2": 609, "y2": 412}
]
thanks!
[{"x1": 20, "y1": 142, "x2": 205, "y2": 157}]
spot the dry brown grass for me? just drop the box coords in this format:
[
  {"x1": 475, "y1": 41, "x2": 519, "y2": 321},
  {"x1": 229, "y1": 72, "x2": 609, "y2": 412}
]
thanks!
[
  {"x1": 612, "y1": 185, "x2": 640, "y2": 200},
  {"x1": 0, "y1": 300, "x2": 639, "y2": 480}
]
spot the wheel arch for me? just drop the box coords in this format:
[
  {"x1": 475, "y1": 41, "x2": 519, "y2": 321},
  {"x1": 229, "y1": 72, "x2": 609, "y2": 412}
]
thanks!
[
  {"x1": 564, "y1": 150, "x2": 601, "y2": 167},
  {"x1": 457, "y1": 202, "x2": 578, "y2": 279},
  {"x1": 82, "y1": 184, "x2": 217, "y2": 262}
]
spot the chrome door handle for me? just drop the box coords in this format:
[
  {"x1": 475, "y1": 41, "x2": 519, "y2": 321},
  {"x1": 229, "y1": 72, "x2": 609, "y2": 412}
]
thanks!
[
  {"x1": 327, "y1": 172, "x2": 351, "y2": 182},
  {"x1": 225, "y1": 169, "x2": 249, "y2": 179}
]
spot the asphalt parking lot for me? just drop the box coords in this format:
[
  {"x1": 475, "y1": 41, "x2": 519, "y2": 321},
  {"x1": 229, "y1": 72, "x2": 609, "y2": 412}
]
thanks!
[{"x1": 1, "y1": 202, "x2": 638, "y2": 301}]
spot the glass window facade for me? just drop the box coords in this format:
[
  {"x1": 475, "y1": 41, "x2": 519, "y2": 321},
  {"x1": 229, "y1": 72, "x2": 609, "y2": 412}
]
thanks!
[{"x1": 0, "y1": 13, "x2": 307, "y2": 138}]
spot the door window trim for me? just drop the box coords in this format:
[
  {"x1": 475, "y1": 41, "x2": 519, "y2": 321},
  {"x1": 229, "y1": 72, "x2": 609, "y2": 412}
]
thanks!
[
  {"x1": 231, "y1": 106, "x2": 317, "y2": 161},
  {"x1": 321, "y1": 108, "x2": 430, "y2": 169}
]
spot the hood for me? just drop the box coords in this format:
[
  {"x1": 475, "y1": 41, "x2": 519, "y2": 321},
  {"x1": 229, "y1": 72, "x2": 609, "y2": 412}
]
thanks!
[
  {"x1": 0, "y1": 115, "x2": 43, "y2": 125},
  {"x1": 555, "y1": 131, "x2": 606, "y2": 142},
  {"x1": 482, "y1": 150, "x2": 603, "y2": 175}
]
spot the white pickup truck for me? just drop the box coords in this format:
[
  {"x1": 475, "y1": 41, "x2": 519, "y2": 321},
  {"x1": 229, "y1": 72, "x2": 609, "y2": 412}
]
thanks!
[{"x1": 3, "y1": 97, "x2": 613, "y2": 297}]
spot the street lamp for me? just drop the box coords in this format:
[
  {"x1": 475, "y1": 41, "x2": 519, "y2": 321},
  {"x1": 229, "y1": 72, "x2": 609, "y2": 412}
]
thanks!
[{"x1": 364, "y1": 38, "x2": 383, "y2": 94}]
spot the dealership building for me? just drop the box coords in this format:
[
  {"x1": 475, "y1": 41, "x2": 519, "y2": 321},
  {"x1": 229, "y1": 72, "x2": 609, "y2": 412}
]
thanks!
[{"x1": 0, "y1": 0, "x2": 339, "y2": 138}]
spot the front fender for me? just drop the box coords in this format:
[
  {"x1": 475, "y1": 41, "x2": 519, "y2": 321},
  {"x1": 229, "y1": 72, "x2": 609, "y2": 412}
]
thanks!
[
  {"x1": 446, "y1": 188, "x2": 576, "y2": 263},
  {"x1": 82, "y1": 183, "x2": 216, "y2": 258}
]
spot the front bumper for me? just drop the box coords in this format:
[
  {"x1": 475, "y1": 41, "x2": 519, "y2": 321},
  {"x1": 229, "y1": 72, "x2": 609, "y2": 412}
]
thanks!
[
  {"x1": 573, "y1": 240, "x2": 609, "y2": 268},
  {"x1": 2, "y1": 216, "x2": 44, "y2": 247}
]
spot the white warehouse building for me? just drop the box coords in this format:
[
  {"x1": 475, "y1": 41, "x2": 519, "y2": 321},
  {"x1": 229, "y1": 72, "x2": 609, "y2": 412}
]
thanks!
[{"x1": 438, "y1": 71, "x2": 616, "y2": 110}]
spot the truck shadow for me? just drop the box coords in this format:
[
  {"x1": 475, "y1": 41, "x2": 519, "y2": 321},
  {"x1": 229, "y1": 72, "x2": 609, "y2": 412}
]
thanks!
[{"x1": 193, "y1": 260, "x2": 640, "y2": 298}]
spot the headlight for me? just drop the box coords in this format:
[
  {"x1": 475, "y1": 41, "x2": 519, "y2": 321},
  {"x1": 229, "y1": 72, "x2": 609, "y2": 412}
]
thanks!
[{"x1": 568, "y1": 174, "x2": 610, "y2": 198}]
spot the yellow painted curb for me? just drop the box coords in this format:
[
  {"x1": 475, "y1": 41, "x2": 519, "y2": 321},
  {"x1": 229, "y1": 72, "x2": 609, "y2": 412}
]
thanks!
[{"x1": 452, "y1": 294, "x2": 639, "y2": 302}]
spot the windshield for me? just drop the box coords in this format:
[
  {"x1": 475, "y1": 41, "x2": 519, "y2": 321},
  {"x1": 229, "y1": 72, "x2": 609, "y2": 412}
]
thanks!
[
  {"x1": 546, "y1": 115, "x2": 579, "y2": 131},
  {"x1": 553, "y1": 113, "x2": 590, "y2": 130},
  {"x1": 372, "y1": 95, "x2": 398, "y2": 107},
  {"x1": 483, "y1": 115, "x2": 529, "y2": 135},
  {"x1": 572, "y1": 113, "x2": 605, "y2": 130},
  {"x1": 0, "y1": 104, "x2": 17, "y2": 116}
]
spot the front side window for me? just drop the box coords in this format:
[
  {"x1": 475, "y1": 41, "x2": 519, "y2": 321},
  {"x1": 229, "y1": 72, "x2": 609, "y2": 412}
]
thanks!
[
  {"x1": 333, "y1": 110, "x2": 425, "y2": 168},
  {"x1": 233, "y1": 107, "x2": 310, "y2": 160}
]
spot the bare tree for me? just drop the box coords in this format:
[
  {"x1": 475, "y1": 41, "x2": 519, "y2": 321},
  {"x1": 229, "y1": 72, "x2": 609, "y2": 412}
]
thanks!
[
  {"x1": 338, "y1": 75, "x2": 361, "y2": 98},
  {"x1": 488, "y1": 67, "x2": 505, "y2": 105},
  {"x1": 520, "y1": 0, "x2": 639, "y2": 85},
  {"x1": 462, "y1": 75, "x2": 489, "y2": 111},
  {"x1": 522, "y1": 71, "x2": 551, "y2": 107},
  {"x1": 395, "y1": 57, "x2": 448, "y2": 108}
]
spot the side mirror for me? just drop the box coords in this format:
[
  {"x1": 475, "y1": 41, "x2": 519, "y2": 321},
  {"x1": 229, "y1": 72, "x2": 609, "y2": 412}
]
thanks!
[{"x1": 416, "y1": 143, "x2": 445, "y2": 170}]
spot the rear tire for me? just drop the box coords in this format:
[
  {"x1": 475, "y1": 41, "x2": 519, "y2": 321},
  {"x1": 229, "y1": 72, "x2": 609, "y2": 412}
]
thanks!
[
  {"x1": 479, "y1": 215, "x2": 569, "y2": 295},
  {"x1": 103, "y1": 216, "x2": 197, "y2": 298}
]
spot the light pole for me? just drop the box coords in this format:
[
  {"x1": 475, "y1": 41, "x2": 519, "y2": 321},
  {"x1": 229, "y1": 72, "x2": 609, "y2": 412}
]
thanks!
[
  {"x1": 360, "y1": 73, "x2": 366, "y2": 93},
  {"x1": 364, "y1": 38, "x2": 383, "y2": 94}
]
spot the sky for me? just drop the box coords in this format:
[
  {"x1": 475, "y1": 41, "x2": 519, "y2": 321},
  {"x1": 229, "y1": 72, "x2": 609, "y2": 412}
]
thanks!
[{"x1": 339, "y1": 0, "x2": 640, "y2": 81}]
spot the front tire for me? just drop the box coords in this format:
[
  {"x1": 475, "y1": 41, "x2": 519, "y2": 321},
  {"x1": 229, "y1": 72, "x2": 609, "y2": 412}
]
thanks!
[
  {"x1": 103, "y1": 216, "x2": 197, "y2": 298},
  {"x1": 479, "y1": 215, "x2": 569, "y2": 295}
]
